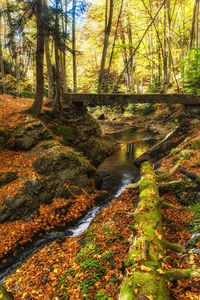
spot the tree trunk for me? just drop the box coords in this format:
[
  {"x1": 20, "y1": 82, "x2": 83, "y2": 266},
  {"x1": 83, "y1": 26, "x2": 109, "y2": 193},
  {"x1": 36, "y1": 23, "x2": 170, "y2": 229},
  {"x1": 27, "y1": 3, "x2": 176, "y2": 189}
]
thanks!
[
  {"x1": 127, "y1": 16, "x2": 133, "y2": 91},
  {"x1": 120, "y1": 25, "x2": 130, "y2": 91},
  {"x1": 112, "y1": 0, "x2": 166, "y2": 93},
  {"x1": 167, "y1": 1, "x2": 171, "y2": 84},
  {"x1": 163, "y1": 2, "x2": 168, "y2": 92},
  {"x1": 54, "y1": 1, "x2": 62, "y2": 111},
  {"x1": 31, "y1": 0, "x2": 44, "y2": 115},
  {"x1": 119, "y1": 162, "x2": 200, "y2": 300},
  {"x1": 44, "y1": 36, "x2": 54, "y2": 102},
  {"x1": 0, "y1": 15, "x2": 5, "y2": 93},
  {"x1": 189, "y1": 0, "x2": 199, "y2": 49},
  {"x1": 98, "y1": 0, "x2": 114, "y2": 93},
  {"x1": 107, "y1": 0, "x2": 124, "y2": 75},
  {"x1": 72, "y1": 0, "x2": 77, "y2": 93}
]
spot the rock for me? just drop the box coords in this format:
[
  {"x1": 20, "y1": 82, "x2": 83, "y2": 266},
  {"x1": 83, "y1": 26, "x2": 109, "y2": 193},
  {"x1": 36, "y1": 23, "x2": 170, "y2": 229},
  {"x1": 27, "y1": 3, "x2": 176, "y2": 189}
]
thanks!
[
  {"x1": 0, "y1": 177, "x2": 55, "y2": 223},
  {"x1": 33, "y1": 144, "x2": 101, "y2": 191},
  {"x1": 0, "y1": 128, "x2": 10, "y2": 152},
  {"x1": 77, "y1": 136, "x2": 117, "y2": 166},
  {"x1": 9, "y1": 120, "x2": 53, "y2": 151},
  {"x1": 97, "y1": 113, "x2": 105, "y2": 120},
  {"x1": 0, "y1": 204, "x2": 11, "y2": 223},
  {"x1": 0, "y1": 171, "x2": 18, "y2": 187}
]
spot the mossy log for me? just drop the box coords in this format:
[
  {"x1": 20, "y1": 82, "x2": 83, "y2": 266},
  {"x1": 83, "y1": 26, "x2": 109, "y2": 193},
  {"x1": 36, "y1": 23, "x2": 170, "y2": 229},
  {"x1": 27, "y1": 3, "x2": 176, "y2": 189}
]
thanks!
[{"x1": 119, "y1": 162, "x2": 199, "y2": 300}]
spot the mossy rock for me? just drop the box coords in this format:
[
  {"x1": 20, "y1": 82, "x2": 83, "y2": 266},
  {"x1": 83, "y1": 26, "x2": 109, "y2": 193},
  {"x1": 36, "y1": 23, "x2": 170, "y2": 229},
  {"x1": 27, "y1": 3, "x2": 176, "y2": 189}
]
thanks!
[
  {"x1": 9, "y1": 120, "x2": 54, "y2": 151},
  {"x1": 0, "y1": 128, "x2": 10, "y2": 152},
  {"x1": 33, "y1": 144, "x2": 101, "y2": 191},
  {"x1": 0, "y1": 284, "x2": 13, "y2": 299},
  {"x1": 0, "y1": 177, "x2": 55, "y2": 223},
  {"x1": 0, "y1": 171, "x2": 18, "y2": 187},
  {"x1": 49, "y1": 121, "x2": 74, "y2": 145},
  {"x1": 77, "y1": 136, "x2": 117, "y2": 167}
]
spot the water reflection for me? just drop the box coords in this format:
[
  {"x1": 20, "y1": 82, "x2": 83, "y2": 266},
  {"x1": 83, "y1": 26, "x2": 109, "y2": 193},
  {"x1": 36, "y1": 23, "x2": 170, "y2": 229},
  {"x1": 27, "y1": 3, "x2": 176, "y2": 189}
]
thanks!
[{"x1": 99, "y1": 129, "x2": 155, "y2": 195}]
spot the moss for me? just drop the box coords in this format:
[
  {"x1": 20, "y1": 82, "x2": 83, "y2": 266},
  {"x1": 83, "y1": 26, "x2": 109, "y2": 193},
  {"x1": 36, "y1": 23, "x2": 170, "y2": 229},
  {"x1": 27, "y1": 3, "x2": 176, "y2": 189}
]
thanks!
[
  {"x1": 0, "y1": 284, "x2": 13, "y2": 299},
  {"x1": 0, "y1": 128, "x2": 10, "y2": 152},
  {"x1": 195, "y1": 176, "x2": 200, "y2": 183},
  {"x1": 179, "y1": 149, "x2": 193, "y2": 159},
  {"x1": 50, "y1": 121, "x2": 74, "y2": 145},
  {"x1": 0, "y1": 171, "x2": 18, "y2": 187}
]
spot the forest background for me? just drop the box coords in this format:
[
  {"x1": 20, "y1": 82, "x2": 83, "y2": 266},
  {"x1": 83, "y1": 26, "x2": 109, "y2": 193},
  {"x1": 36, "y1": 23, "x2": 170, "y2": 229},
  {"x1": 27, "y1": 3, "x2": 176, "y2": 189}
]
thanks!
[{"x1": 0, "y1": 0, "x2": 200, "y2": 111}]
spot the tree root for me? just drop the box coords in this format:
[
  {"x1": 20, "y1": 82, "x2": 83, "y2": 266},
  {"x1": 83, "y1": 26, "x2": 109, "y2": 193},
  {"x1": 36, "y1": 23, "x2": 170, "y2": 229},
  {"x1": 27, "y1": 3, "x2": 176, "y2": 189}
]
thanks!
[
  {"x1": 179, "y1": 167, "x2": 200, "y2": 182},
  {"x1": 165, "y1": 269, "x2": 200, "y2": 281},
  {"x1": 161, "y1": 201, "x2": 185, "y2": 210},
  {"x1": 156, "y1": 158, "x2": 184, "y2": 181},
  {"x1": 161, "y1": 238, "x2": 185, "y2": 252}
]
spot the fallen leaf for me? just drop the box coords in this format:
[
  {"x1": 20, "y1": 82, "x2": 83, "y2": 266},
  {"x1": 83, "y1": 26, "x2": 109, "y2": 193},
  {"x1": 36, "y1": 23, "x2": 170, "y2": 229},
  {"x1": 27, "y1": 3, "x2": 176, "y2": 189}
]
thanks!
[{"x1": 157, "y1": 269, "x2": 165, "y2": 274}]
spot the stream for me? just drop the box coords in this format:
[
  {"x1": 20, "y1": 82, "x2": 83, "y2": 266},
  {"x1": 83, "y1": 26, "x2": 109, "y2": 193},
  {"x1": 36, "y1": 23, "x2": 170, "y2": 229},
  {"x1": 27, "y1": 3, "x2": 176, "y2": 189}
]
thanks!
[{"x1": 0, "y1": 124, "x2": 156, "y2": 282}]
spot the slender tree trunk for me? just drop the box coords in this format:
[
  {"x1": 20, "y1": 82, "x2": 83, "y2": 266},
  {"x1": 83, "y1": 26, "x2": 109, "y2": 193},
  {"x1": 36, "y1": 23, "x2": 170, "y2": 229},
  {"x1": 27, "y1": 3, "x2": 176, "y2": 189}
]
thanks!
[
  {"x1": 196, "y1": 1, "x2": 199, "y2": 47},
  {"x1": 112, "y1": 0, "x2": 166, "y2": 93},
  {"x1": 189, "y1": 0, "x2": 199, "y2": 49},
  {"x1": 163, "y1": 2, "x2": 168, "y2": 92},
  {"x1": 55, "y1": 44, "x2": 62, "y2": 109},
  {"x1": 61, "y1": 0, "x2": 68, "y2": 94},
  {"x1": 0, "y1": 15, "x2": 5, "y2": 93},
  {"x1": 167, "y1": 0, "x2": 171, "y2": 83},
  {"x1": 72, "y1": 0, "x2": 77, "y2": 93},
  {"x1": 54, "y1": 0, "x2": 62, "y2": 110},
  {"x1": 31, "y1": 0, "x2": 44, "y2": 115},
  {"x1": 44, "y1": 36, "x2": 54, "y2": 102},
  {"x1": 107, "y1": 0, "x2": 124, "y2": 74},
  {"x1": 98, "y1": 0, "x2": 114, "y2": 93},
  {"x1": 127, "y1": 16, "x2": 133, "y2": 91},
  {"x1": 120, "y1": 24, "x2": 130, "y2": 90}
]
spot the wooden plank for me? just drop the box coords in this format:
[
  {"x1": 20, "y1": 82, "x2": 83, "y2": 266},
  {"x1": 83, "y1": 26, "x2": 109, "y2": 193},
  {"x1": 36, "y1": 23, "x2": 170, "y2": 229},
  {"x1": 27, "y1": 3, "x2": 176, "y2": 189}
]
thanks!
[{"x1": 63, "y1": 93, "x2": 200, "y2": 106}]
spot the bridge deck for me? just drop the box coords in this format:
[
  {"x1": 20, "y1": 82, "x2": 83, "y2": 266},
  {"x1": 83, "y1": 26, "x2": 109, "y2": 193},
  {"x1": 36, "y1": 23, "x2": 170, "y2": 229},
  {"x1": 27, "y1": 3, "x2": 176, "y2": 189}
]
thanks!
[{"x1": 63, "y1": 94, "x2": 200, "y2": 106}]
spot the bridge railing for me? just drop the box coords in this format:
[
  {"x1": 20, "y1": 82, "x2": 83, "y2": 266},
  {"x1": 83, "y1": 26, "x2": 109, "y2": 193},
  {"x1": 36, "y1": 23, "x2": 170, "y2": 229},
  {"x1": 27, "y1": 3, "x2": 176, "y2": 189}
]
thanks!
[{"x1": 63, "y1": 93, "x2": 200, "y2": 106}]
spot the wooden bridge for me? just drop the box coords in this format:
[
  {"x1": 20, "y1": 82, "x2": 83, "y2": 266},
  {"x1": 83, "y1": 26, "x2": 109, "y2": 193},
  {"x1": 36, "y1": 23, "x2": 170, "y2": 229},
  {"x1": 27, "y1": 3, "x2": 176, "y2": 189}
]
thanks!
[{"x1": 63, "y1": 93, "x2": 200, "y2": 106}]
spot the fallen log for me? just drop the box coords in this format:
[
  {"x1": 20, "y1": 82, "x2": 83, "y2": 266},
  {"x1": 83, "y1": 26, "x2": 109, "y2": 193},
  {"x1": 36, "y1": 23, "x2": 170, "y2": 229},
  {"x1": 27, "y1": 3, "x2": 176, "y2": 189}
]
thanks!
[
  {"x1": 119, "y1": 161, "x2": 200, "y2": 300},
  {"x1": 134, "y1": 122, "x2": 190, "y2": 167}
]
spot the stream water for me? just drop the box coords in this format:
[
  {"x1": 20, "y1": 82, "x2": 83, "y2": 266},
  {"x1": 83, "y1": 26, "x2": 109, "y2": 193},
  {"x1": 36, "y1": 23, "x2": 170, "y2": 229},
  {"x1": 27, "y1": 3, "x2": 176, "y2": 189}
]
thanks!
[{"x1": 0, "y1": 124, "x2": 156, "y2": 282}]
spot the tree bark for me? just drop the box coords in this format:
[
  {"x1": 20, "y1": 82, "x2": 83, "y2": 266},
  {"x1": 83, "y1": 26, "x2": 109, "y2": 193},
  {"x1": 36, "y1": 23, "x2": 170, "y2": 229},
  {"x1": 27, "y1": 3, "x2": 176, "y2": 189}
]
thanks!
[
  {"x1": 107, "y1": 0, "x2": 124, "y2": 75},
  {"x1": 120, "y1": 24, "x2": 130, "y2": 90},
  {"x1": 0, "y1": 15, "x2": 5, "y2": 93},
  {"x1": 72, "y1": 0, "x2": 77, "y2": 93},
  {"x1": 163, "y1": 2, "x2": 168, "y2": 92},
  {"x1": 54, "y1": 1, "x2": 62, "y2": 111},
  {"x1": 44, "y1": 36, "x2": 54, "y2": 102},
  {"x1": 127, "y1": 16, "x2": 133, "y2": 91},
  {"x1": 31, "y1": 0, "x2": 44, "y2": 115},
  {"x1": 98, "y1": 0, "x2": 114, "y2": 93},
  {"x1": 189, "y1": 0, "x2": 199, "y2": 49}
]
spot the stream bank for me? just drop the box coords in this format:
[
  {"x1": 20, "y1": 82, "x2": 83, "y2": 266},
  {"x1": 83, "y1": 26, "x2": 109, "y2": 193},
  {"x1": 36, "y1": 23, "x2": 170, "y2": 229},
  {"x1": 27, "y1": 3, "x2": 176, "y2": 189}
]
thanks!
[
  {"x1": 0, "y1": 121, "x2": 156, "y2": 282},
  {"x1": 1, "y1": 96, "x2": 200, "y2": 299}
]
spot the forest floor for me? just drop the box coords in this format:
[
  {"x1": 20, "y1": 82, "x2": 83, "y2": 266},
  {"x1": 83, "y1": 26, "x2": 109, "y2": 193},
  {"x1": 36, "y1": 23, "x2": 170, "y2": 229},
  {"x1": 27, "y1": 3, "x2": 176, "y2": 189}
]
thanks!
[{"x1": 0, "y1": 95, "x2": 200, "y2": 300}]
